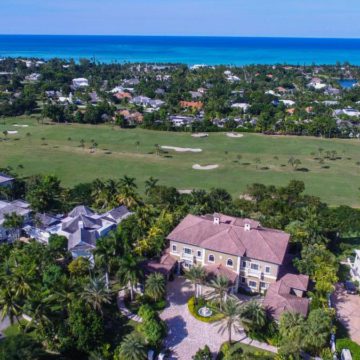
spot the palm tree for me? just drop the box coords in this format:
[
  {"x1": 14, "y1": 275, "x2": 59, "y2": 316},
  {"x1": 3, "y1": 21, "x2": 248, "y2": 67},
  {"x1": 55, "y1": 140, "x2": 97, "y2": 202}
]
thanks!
[
  {"x1": 116, "y1": 186, "x2": 140, "y2": 209},
  {"x1": 80, "y1": 276, "x2": 112, "y2": 316},
  {"x1": 0, "y1": 282, "x2": 22, "y2": 327},
  {"x1": 207, "y1": 275, "x2": 229, "y2": 310},
  {"x1": 218, "y1": 296, "x2": 243, "y2": 344},
  {"x1": 145, "y1": 272, "x2": 166, "y2": 302},
  {"x1": 135, "y1": 140, "x2": 140, "y2": 152},
  {"x1": 119, "y1": 175, "x2": 137, "y2": 191},
  {"x1": 117, "y1": 254, "x2": 143, "y2": 301},
  {"x1": 144, "y1": 176, "x2": 159, "y2": 195},
  {"x1": 80, "y1": 139, "x2": 85, "y2": 149},
  {"x1": 3, "y1": 212, "x2": 24, "y2": 241},
  {"x1": 239, "y1": 300, "x2": 266, "y2": 333},
  {"x1": 185, "y1": 265, "x2": 206, "y2": 300},
  {"x1": 154, "y1": 144, "x2": 161, "y2": 156},
  {"x1": 115, "y1": 333, "x2": 147, "y2": 360}
]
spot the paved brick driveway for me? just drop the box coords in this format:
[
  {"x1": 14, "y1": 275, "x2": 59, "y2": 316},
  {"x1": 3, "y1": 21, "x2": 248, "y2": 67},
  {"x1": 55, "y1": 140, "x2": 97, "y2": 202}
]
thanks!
[
  {"x1": 160, "y1": 277, "x2": 247, "y2": 360},
  {"x1": 334, "y1": 283, "x2": 360, "y2": 344}
]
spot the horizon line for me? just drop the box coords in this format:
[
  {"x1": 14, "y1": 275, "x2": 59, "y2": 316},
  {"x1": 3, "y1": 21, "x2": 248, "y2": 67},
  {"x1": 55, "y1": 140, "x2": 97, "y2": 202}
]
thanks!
[{"x1": 1, "y1": 33, "x2": 360, "y2": 40}]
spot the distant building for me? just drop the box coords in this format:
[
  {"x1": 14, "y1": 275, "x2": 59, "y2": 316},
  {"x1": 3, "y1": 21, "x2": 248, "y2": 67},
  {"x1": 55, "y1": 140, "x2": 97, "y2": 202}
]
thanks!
[
  {"x1": 179, "y1": 101, "x2": 203, "y2": 110},
  {"x1": 72, "y1": 78, "x2": 89, "y2": 89}
]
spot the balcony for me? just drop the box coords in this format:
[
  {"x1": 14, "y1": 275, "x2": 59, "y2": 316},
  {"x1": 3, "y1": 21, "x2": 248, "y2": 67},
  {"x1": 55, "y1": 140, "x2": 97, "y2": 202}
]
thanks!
[
  {"x1": 245, "y1": 268, "x2": 263, "y2": 279},
  {"x1": 182, "y1": 252, "x2": 194, "y2": 261}
]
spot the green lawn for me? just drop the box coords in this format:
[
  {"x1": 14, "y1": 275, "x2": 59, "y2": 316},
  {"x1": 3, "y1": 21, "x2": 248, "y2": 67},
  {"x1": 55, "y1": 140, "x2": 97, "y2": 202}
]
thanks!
[{"x1": 1, "y1": 116, "x2": 360, "y2": 206}]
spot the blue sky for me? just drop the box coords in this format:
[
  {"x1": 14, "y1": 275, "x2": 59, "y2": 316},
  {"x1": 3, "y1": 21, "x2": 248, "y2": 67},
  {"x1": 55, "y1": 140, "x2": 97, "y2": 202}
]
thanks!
[{"x1": 1, "y1": 0, "x2": 360, "y2": 38}]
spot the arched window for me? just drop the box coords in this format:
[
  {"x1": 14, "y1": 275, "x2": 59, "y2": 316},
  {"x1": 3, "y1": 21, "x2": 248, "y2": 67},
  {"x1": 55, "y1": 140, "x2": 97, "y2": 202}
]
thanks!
[
  {"x1": 227, "y1": 259, "x2": 234, "y2": 267},
  {"x1": 208, "y1": 254, "x2": 215, "y2": 262}
]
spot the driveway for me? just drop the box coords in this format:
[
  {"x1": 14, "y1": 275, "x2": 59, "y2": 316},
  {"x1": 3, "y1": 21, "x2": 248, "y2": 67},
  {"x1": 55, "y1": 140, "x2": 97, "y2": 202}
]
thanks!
[
  {"x1": 160, "y1": 277, "x2": 247, "y2": 360},
  {"x1": 334, "y1": 283, "x2": 360, "y2": 344}
]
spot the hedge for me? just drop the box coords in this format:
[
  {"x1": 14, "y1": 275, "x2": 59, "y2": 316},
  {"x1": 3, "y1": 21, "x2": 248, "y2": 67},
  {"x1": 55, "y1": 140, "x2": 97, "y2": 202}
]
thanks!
[
  {"x1": 336, "y1": 338, "x2": 360, "y2": 360},
  {"x1": 187, "y1": 296, "x2": 224, "y2": 323}
]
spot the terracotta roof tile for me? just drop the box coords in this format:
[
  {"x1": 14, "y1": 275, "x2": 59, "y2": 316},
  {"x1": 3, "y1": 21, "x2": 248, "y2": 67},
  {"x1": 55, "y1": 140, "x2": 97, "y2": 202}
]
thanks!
[{"x1": 167, "y1": 214, "x2": 289, "y2": 265}]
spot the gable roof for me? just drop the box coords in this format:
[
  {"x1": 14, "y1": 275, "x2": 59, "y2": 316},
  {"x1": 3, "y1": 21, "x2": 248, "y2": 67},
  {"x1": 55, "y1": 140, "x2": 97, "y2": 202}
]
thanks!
[
  {"x1": 68, "y1": 205, "x2": 94, "y2": 218},
  {"x1": 167, "y1": 214, "x2": 289, "y2": 265}
]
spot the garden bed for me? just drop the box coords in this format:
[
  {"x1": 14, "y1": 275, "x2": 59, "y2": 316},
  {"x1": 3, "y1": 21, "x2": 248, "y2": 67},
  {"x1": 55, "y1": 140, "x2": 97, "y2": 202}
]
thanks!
[{"x1": 187, "y1": 296, "x2": 224, "y2": 323}]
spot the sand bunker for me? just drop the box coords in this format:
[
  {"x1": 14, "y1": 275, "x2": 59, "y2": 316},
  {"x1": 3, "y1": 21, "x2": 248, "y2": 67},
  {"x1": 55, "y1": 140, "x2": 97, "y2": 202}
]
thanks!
[
  {"x1": 192, "y1": 164, "x2": 219, "y2": 170},
  {"x1": 13, "y1": 124, "x2": 29, "y2": 128},
  {"x1": 191, "y1": 133, "x2": 208, "y2": 138},
  {"x1": 226, "y1": 132, "x2": 244, "y2": 138},
  {"x1": 161, "y1": 146, "x2": 202, "y2": 153},
  {"x1": 178, "y1": 189, "x2": 193, "y2": 194},
  {"x1": 6, "y1": 131, "x2": 18, "y2": 134}
]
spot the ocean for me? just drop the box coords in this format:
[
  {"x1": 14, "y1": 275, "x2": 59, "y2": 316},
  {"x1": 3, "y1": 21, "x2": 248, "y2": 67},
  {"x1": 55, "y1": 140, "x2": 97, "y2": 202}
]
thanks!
[{"x1": 1, "y1": 35, "x2": 360, "y2": 65}]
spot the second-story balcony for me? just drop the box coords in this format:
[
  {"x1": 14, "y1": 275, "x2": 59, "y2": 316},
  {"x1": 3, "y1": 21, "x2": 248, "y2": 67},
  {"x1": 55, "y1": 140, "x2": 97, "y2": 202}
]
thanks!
[
  {"x1": 181, "y1": 251, "x2": 194, "y2": 260},
  {"x1": 244, "y1": 268, "x2": 263, "y2": 279}
]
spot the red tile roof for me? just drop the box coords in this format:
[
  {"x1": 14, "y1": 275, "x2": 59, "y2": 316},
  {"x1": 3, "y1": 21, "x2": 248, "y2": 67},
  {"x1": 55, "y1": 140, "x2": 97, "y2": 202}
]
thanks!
[
  {"x1": 167, "y1": 214, "x2": 290, "y2": 265},
  {"x1": 180, "y1": 101, "x2": 203, "y2": 109},
  {"x1": 263, "y1": 273, "x2": 310, "y2": 320},
  {"x1": 143, "y1": 252, "x2": 177, "y2": 276}
]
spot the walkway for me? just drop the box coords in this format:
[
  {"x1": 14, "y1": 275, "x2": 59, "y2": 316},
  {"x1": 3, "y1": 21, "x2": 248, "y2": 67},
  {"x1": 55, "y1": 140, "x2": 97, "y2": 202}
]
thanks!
[
  {"x1": 160, "y1": 277, "x2": 277, "y2": 359},
  {"x1": 117, "y1": 290, "x2": 142, "y2": 323}
]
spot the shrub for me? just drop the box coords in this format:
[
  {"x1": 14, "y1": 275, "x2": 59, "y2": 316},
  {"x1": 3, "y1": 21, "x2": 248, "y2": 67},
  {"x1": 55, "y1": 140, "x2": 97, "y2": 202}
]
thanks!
[
  {"x1": 187, "y1": 296, "x2": 224, "y2": 323},
  {"x1": 138, "y1": 304, "x2": 156, "y2": 321},
  {"x1": 193, "y1": 345, "x2": 212, "y2": 360}
]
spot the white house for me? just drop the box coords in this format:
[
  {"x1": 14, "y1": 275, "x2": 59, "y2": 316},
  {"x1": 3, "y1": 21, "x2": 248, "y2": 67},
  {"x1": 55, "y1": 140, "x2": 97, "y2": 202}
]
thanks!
[
  {"x1": 280, "y1": 99, "x2": 296, "y2": 107},
  {"x1": 0, "y1": 200, "x2": 32, "y2": 242},
  {"x1": 231, "y1": 103, "x2": 250, "y2": 112},
  {"x1": 0, "y1": 173, "x2": 14, "y2": 187},
  {"x1": 72, "y1": 78, "x2": 89, "y2": 89},
  {"x1": 25, "y1": 205, "x2": 132, "y2": 259}
]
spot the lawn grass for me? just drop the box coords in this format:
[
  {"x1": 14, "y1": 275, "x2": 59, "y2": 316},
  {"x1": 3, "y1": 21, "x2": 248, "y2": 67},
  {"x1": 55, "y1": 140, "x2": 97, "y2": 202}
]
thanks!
[
  {"x1": 1, "y1": 116, "x2": 360, "y2": 206},
  {"x1": 217, "y1": 341, "x2": 275, "y2": 359}
]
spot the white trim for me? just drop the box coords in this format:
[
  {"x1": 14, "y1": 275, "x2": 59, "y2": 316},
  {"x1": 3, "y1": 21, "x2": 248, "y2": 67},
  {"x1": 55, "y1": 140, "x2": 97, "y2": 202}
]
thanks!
[{"x1": 208, "y1": 254, "x2": 215, "y2": 263}]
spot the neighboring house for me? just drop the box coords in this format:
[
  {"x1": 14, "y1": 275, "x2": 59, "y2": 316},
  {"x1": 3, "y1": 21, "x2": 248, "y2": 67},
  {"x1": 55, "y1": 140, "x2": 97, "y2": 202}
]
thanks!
[
  {"x1": 334, "y1": 107, "x2": 360, "y2": 117},
  {"x1": 0, "y1": 173, "x2": 14, "y2": 187},
  {"x1": 280, "y1": 99, "x2": 296, "y2": 107},
  {"x1": 26, "y1": 205, "x2": 131, "y2": 258},
  {"x1": 114, "y1": 91, "x2": 132, "y2": 100},
  {"x1": 131, "y1": 96, "x2": 165, "y2": 109},
  {"x1": 25, "y1": 73, "x2": 41, "y2": 82},
  {"x1": 167, "y1": 212, "x2": 309, "y2": 318},
  {"x1": 118, "y1": 110, "x2": 144, "y2": 125},
  {"x1": 231, "y1": 103, "x2": 250, "y2": 112},
  {"x1": 169, "y1": 115, "x2": 195, "y2": 127},
  {"x1": 348, "y1": 250, "x2": 360, "y2": 283},
  {"x1": 72, "y1": 78, "x2": 89, "y2": 89},
  {"x1": 179, "y1": 101, "x2": 203, "y2": 110},
  {"x1": 0, "y1": 200, "x2": 31, "y2": 241}
]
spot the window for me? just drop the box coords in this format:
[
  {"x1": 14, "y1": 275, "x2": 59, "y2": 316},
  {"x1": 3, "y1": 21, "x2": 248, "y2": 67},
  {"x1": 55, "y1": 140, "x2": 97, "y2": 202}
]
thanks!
[
  {"x1": 249, "y1": 280, "x2": 257, "y2": 288},
  {"x1": 172, "y1": 244, "x2": 177, "y2": 253},
  {"x1": 250, "y1": 263, "x2": 259, "y2": 270},
  {"x1": 241, "y1": 277, "x2": 246, "y2": 283},
  {"x1": 265, "y1": 266, "x2": 271, "y2": 274},
  {"x1": 208, "y1": 254, "x2": 215, "y2": 262},
  {"x1": 260, "y1": 282, "x2": 267, "y2": 289},
  {"x1": 227, "y1": 259, "x2": 234, "y2": 267},
  {"x1": 242, "y1": 261, "x2": 247, "y2": 268},
  {"x1": 184, "y1": 248, "x2": 192, "y2": 255},
  {"x1": 197, "y1": 250, "x2": 202, "y2": 258}
]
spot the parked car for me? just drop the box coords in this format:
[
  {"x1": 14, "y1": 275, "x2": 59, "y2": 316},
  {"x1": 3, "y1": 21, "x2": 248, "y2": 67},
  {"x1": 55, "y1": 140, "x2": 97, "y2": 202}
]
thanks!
[{"x1": 345, "y1": 281, "x2": 357, "y2": 294}]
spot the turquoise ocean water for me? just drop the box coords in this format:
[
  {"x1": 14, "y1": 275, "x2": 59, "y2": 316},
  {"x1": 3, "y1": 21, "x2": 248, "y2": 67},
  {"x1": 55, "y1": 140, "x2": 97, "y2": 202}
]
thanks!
[{"x1": 1, "y1": 35, "x2": 360, "y2": 65}]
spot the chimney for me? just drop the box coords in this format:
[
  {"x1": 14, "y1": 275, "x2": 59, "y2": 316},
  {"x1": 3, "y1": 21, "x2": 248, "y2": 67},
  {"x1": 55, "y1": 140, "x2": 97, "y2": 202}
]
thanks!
[
  {"x1": 244, "y1": 223, "x2": 251, "y2": 231},
  {"x1": 78, "y1": 220, "x2": 84, "y2": 230},
  {"x1": 213, "y1": 213, "x2": 220, "y2": 225}
]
